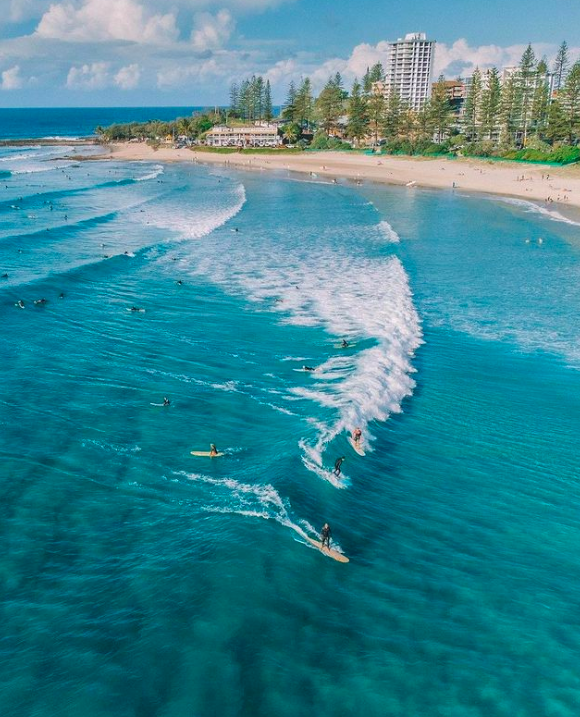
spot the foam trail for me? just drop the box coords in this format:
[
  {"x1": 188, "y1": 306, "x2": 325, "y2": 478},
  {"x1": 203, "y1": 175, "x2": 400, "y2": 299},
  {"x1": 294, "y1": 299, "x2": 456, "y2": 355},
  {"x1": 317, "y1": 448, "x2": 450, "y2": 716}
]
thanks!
[
  {"x1": 136, "y1": 164, "x2": 164, "y2": 182},
  {"x1": 178, "y1": 471, "x2": 344, "y2": 552}
]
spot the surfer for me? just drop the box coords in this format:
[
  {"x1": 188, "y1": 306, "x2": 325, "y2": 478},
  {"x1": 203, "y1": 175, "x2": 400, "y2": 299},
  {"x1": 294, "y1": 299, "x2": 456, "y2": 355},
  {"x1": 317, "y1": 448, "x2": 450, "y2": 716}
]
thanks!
[
  {"x1": 59, "y1": 292, "x2": 65, "y2": 299},
  {"x1": 34, "y1": 298, "x2": 47, "y2": 305},
  {"x1": 176, "y1": 280, "x2": 183, "y2": 285},
  {"x1": 303, "y1": 365, "x2": 316, "y2": 372},
  {"x1": 334, "y1": 457, "x2": 345, "y2": 476},
  {"x1": 163, "y1": 397, "x2": 171, "y2": 406},
  {"x1": 352, "y1": 428, "x2": 362, "y2": 445},
  {"x1": 209, "y1": 444, "x2": 219, "y2": 456},
  {"x1": 341, "y1": 339, "x2": 349, "y2": 348},
  {"x1": 1, "y1": 273, "x2": 8, "y2": 279},
  {"x1": 130, "y1": 306, "x2": 141, "y2": 312},
  {"x1": 321, "y1": 523, "x2": 332, "y2": 549},
  {"x1": 16, "y1": 299, "x2": 25, "y2": 309}
]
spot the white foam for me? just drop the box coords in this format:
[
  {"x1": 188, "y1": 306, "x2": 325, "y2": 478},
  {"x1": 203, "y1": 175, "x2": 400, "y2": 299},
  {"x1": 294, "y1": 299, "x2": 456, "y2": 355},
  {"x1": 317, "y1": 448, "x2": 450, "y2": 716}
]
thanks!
[
  {"x1": 136, "y1": 164, "x2": 164, "y2": 182},
  {"x1": 377, "y1": 219, "x2": 401, "y2": 243},
  {"x1": 135, "y1": 182, "x2": 246, "y2": 240},
  {"x1": 179, "y1": 470, "x2": 342, "y2": 552},
  {"x1": 497, "y1": 197, "x2": 580, "y2": 227}
]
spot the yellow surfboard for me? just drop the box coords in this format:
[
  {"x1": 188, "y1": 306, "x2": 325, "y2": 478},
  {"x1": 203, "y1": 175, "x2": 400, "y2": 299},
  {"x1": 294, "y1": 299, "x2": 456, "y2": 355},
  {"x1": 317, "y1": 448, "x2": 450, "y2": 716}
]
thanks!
[
  {"x1": 190, "y1": 451, "x2": 224, "y2": 457},
  {"x1": 306, "y1": 537, "x2": 349, "y2": 563}
]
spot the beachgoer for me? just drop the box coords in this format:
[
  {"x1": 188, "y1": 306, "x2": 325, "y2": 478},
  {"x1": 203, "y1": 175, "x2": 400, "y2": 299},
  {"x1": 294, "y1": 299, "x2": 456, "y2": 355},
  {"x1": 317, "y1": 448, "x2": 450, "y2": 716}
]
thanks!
[
  {"x1": 163, "y1": 397, "x2": 171, "y2": 406},
  {"x1": 334, "y1": 457, "x2": 345, "y2": 476},
  {"x1": 210, "y1": 444, "x2": 218, "y2": 456},
  {"x1": 352, "y1": 428, "x2": 362, "y2": 444},
  {"x1": 321, "y1": 523, "x2": 332, "y2": 549}
]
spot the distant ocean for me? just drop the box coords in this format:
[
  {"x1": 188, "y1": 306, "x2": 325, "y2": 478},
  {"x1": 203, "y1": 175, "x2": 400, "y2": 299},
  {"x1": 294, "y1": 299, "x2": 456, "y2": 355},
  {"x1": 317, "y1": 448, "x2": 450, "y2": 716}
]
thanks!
[
  {"x1": 0, "y1": 107, "x2": 208, "y2": 140},
  {"x1": 1, "y1": 111, "x2": 580, "y2": 717}
]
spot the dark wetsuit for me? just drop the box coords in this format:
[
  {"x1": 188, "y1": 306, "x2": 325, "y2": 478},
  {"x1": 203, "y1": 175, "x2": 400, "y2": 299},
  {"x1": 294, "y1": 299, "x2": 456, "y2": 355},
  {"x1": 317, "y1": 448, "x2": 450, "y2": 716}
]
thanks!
[
  {"x1": 334, "y1": 458, "x2": 344, "y2": 476},
  {"x1": 321, "y1": 525, "x2": 332, "y2": 549}
]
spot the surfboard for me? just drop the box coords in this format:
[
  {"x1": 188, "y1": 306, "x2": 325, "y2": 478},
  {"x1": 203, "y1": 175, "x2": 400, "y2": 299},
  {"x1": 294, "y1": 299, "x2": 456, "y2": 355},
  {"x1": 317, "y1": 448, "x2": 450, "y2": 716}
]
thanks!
[
  {"x1": 190, "y1": 451, "x2": 225, "y2": 457},
  {"x1": 305, "y1": 537, "x2": 349, "y2": 563},
  {"x1": 126, "y1": 308, "x2": 146, "y2": 313},
  {"x1": 293, "y1": 368, "x2": 316, "y2": 372},
  {"x1": 348, "y1": 437, "x2": 365, "y2": 456},
  {"x1": 150, "y1": 402, "x2": 167, "y2": 406},
  {"x1": 333, "y1": 343, "x2": 357, "y2": 349}
]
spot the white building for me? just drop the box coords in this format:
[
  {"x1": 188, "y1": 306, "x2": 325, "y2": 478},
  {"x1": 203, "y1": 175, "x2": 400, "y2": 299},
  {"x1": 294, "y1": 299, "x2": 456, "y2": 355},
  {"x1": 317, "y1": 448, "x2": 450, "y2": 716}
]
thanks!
[
  {"x1": 384, "y1": 32, "x2": 435, "y2": 111},
  {"x1": 205, "y1": 125, "x2": 281, "y2": 148}
]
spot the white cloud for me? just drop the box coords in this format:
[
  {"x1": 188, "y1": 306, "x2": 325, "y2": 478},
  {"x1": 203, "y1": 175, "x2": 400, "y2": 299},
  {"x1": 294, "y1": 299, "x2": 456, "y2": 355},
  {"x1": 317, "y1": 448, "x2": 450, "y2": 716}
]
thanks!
[
  {"x1": 1, "y1": 64, "x2": 24, "y2": 89},
  {"x1": 36, "y1": 0, "x2": 179, "y2": 44},
  {"x1": 433, "y1": 39, "x2": 558, "y2": 78},
  {"x1": 191, "y1": 9, "x2": 234, "y2": 51},
  {"x1": 115, "y1": 63, "x2": 140, "y2": 89},
  {"x1": 66, "y1": 61, "x2": 109, "y2": 89}
]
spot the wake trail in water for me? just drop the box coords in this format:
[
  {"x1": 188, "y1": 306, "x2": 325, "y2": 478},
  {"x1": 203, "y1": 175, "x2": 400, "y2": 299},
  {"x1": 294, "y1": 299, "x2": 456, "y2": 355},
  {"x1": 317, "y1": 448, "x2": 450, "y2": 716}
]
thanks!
[{"x1": 178, "y1": 470, "x2": 345, "y2": 554}]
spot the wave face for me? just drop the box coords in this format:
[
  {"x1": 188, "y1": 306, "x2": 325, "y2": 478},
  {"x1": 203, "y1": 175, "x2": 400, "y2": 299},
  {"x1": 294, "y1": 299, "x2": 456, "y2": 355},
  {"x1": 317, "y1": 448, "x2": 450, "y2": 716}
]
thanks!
[{"x1": 150, "y1": 175, "x2": 422, "y2": 477}]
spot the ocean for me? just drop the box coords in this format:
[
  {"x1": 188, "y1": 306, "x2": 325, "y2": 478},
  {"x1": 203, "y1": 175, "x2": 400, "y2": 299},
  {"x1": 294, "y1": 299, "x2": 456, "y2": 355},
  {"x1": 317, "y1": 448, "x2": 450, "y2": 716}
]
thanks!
[{"x1": 1, "y1": 129, "x2": 580, "y2": 717}]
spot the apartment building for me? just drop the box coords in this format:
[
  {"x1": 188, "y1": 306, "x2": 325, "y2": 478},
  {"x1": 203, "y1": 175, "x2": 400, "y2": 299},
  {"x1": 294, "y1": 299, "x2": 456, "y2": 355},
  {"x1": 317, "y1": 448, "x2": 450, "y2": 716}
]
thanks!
[{"x1": 384, "y1": 32, "x2": 435, "y2": 111}]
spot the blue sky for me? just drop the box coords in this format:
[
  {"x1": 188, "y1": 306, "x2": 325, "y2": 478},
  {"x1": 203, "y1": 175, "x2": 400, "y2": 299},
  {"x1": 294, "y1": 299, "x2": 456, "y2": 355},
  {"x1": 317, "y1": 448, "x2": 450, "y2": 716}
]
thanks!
[{"x1": 0, "y1": 0, "x2": 578, "y2": 106}]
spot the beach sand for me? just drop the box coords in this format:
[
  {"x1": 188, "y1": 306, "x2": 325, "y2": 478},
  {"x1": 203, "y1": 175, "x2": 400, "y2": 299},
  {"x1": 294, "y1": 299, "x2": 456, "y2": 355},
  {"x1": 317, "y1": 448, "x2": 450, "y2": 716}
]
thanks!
[{"x1": 100, "y1": 141, "x2": 580, "y2": 211}]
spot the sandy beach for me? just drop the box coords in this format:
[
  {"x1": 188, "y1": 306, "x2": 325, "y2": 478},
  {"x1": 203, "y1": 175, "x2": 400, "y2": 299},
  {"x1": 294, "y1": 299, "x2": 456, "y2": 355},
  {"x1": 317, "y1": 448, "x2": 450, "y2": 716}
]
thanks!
[{"x1": 98, "y1": 141, "x2": 580, "y2": 211}]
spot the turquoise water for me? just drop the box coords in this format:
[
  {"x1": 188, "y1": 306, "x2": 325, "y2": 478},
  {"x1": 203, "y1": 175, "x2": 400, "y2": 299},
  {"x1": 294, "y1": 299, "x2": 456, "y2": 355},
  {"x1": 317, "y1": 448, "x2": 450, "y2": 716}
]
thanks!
[{"x1": 1, "y1": 143, "x2": 580, "y2": 717}]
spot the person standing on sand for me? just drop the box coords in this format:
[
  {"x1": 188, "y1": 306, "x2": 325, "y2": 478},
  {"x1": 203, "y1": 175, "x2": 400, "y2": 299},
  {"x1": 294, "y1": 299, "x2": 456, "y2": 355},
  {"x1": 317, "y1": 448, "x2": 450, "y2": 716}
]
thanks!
[{"x1": 321, "y1": 523, "x2": 332, "y2": 549}]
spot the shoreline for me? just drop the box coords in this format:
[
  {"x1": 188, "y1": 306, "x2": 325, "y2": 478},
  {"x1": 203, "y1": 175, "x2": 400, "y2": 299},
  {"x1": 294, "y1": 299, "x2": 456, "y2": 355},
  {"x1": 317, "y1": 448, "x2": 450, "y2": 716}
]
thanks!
[{"x1": 73, "y1": 140, "x2": 580, "y2": 211}]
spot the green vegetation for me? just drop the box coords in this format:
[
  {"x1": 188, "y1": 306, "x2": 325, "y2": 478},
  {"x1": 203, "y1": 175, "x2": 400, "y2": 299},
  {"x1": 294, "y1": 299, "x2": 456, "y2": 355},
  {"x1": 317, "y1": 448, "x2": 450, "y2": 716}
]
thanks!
[{"x1": 98, "y1": 41, "x2": 580, "y2": 165}]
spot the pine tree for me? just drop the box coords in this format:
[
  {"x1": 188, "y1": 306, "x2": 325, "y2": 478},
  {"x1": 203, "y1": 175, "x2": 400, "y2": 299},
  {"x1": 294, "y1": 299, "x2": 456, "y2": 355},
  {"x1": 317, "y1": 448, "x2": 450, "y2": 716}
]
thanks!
[
  {"x1": 531, "y1": 59, "x2": 550, "y2": 136},
  {"x1": 429, "y1": 75, "x2": 453, "y2": 143},
  {"x1": 294, "y1": 78, "x2": 314, "y2": 129},
  {"x1": 480, "y1": 68, "x2": 501, "y2": 141},
  {"x1": 545, "y1": 99, "x2": 568, "y2": 143},
  {"x1": 383, "y1": 90, "x2": 402, "y2": 141},
  {"x1": 562, "y1": 61, "x2": 580, "y2": 143},
  {"x1": 369, "y1": 62, "x2": 385, "y2": 83},
  {"x1": 362, "y1": 67, "x2": 373, "y2": 95},
  {"x1": 282, "y1": 81, "x2": 297, "y2": 121},
  {"x1": 499, "y1": 74, "x2": 518, "y2": 146},
  {"x1": 346, "y1": 79, "x2": 368, "y2": 145},
  {"x1": 464, "y1": 68, "x2": 482, "y2": 141},
  {"x1": 253, "y1": 76, "x2": 264, "y2": 120},
  {"x1": 239, "y1": 79, "x2": 251, "y2": 120},
  {"x1": 264, "y1": 80, "x2": 273, "y2": 122},
  {"x1": 229, "y1": 82, "x2": 239, "y2": 117},
  {"x1": 315, "y1": 76, "x2": 344, "y2": 134},
  {"x1": 518, "y1": 44, "x2": 537, "y2": 144},
  {"x1": 366, "y1": 87, "x2": 386, "y2": 145},
  {"x1": 553, "y1": 41, "x2": 570, "y2": 92}
]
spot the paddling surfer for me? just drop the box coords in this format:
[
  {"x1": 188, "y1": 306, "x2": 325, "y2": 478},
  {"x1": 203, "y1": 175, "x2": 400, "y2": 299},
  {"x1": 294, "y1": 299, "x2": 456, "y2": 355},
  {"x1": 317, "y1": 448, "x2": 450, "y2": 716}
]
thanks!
[
  {"x1": 321, "y1": 523, "x2": 332, "y2": 549},
  {"x1": 163, "y1": 397, "x2": 171, "y2": 406},
  {"x1": 334, "y1": 457, "x2": 345, "y2": 476},
  {"x1": 210, "y1": 444, "x2": 219, "y2": 456},
  {"x1": 303, "y1": 365, "x2": 316, "y2": 372}
]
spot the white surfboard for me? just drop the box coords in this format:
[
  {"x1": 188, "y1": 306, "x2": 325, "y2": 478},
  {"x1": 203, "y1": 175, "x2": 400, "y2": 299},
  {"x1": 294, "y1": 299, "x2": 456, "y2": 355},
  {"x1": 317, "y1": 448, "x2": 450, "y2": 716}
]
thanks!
[
  {"x1": 126, "y1": 308, "x2": 146, "y2": 313},
  {"x1": 333, "y1": 343, "x2": 357, "y2": 349},
  {"x1": 293, "y1": 368, "x2": 317, "y2": 373},
  {"x1": 348, "y1": 437, "x2": 365, "y2": 456},
  {"x1": 305, "y1": 536, "x2": 349, "y2": 563},
  {"x1": 190, "y1": 451, "x2": 224, "y2": 457}
]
